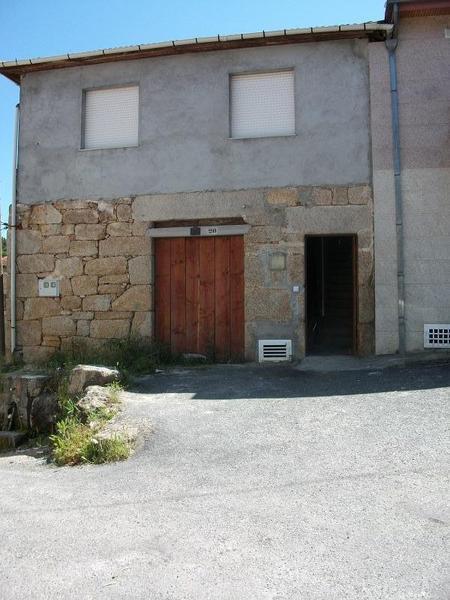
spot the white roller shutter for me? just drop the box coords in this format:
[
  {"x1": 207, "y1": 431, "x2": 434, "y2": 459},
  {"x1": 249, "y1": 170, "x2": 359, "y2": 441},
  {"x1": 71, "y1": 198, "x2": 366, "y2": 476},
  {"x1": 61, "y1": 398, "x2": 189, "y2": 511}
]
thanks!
[
  {"x1": 230, "y1": 71, "x2": 295, "y2": 139},
  {"x1": 83, "y1": 85, "x2": 139, "y2": 149}
]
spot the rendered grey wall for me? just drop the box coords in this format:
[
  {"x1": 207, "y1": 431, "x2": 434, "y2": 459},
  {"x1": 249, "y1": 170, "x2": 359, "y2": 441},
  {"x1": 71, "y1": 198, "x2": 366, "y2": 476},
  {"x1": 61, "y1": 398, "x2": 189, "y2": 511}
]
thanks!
[
  {"x1": 370, "y1": 15, "x2": 450, "y2": 354},
  {"x1": 17, "y1": 39, "x2": 371, "y2": 203}
]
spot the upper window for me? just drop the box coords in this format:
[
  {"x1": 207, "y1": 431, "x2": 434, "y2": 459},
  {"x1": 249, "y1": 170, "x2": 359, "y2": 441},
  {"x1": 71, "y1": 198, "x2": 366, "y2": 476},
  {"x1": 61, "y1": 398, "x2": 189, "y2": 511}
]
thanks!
[
  {"x1": 230, "y1": 70, "x2": 295, "y2": 139},
  {"x1": 82, "y1": 85, "x2": 139, "y2": 150}
]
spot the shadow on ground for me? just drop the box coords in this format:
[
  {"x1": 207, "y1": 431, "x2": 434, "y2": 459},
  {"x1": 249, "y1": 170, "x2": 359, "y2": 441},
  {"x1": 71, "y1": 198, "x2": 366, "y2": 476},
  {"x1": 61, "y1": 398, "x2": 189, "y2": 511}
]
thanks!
[{"x1": 132, "y1": 360, "x2": 450, "y2": 400}]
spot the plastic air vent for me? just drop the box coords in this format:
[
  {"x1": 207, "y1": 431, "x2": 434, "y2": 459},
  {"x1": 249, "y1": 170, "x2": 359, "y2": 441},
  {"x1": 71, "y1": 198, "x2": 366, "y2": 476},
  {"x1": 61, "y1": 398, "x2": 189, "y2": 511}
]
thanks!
[
  {"x1": 424, "y1": 324, "x2": 450, "y2": 348},
  {"x1": 258, "y1": 339, "x2": 292, "y2": 362}
]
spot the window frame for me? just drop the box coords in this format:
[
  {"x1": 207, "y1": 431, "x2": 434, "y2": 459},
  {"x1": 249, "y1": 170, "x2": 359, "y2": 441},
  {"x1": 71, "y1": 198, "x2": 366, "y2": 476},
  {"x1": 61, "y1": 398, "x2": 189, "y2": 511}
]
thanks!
[
  {"x1": 80, "y1": 82, "x2": 140, "y2": 151},
  {"x1": 228, "y1": 67, "x2": 296, "y2": 140}
]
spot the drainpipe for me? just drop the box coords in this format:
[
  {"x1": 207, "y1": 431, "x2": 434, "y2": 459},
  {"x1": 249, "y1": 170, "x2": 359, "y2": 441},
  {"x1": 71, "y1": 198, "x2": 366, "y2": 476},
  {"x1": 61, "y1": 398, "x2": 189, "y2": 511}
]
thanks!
[
  {"x1": 10, "y1": 103, "x2": 20, "y2": 356},
  {"x1": 385, "y1": 2, "x2": 406, "y2": 355}
]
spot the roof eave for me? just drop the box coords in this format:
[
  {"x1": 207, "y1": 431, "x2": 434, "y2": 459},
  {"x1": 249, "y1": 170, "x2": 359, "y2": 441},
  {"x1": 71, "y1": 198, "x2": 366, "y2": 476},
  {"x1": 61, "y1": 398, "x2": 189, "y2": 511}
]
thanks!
[
  {"x1": 0, "y1": 23, "x2": 393, "y2": 85},
  {"x1": 385, "y1": 0, "x2": 450, "y2": 21}
]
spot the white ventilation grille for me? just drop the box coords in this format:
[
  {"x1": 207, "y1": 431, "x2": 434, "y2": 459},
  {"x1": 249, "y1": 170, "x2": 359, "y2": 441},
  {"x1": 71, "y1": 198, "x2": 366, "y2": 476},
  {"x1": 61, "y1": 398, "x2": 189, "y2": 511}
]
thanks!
[
  {"x1": 230, "y1": 71, "x2": 295, "y2": 139},
  {"x1": 258, "y1": 339, "x2": 292, "y2": 362},
  {"x1": 424, "y1": 324, "x2": 450, "y2": 348},
  {"x1": 83, "y1": 85, "x2": 139, "y2": 149}
]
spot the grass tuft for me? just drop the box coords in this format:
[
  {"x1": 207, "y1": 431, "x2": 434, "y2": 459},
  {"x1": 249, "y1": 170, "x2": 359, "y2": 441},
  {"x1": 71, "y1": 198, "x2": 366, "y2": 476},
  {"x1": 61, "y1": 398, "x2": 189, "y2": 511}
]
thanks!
[
  {"x1": 49, "y1": 373, "x2": 130, "y2": 466},
  {"x1": 106, "y1": 380, "x2": 124, "y2": 404},
  {"x1": 46, "y1": 337, "x2": 176, "y2": 376},
  {"x1": 50, "y1": 418, "x2": 130, "y2": 466},
  {"x1": 83, "y1": 435, "x2": 130, "y2": 464}
]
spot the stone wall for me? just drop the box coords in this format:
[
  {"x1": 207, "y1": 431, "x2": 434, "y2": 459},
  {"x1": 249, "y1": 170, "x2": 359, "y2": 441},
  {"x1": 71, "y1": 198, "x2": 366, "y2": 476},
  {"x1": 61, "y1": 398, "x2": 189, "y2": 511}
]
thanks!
[
  {"x1": 8, "y1": 199, "x2": 152, "y2": 364},
  {"x1": 7, "y1": 184, "x2": 374, "y2": 362}
]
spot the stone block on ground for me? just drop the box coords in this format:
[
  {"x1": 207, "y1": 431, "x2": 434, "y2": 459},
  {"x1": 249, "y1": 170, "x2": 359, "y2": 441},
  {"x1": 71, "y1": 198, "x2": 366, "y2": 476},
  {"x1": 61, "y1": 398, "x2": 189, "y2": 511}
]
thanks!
[
  {"x1": 68, "y1": 365, "x2": 120, "y2": 395},
  {"x1": 0, "y1": 432, "x2": 27, "y2": 450},
  {"x1": 30, "y1": 393, "x2": 59, "y2": 433},
  {"x1": 76, "y1": 385, "x2": 111, "y2": 421}
]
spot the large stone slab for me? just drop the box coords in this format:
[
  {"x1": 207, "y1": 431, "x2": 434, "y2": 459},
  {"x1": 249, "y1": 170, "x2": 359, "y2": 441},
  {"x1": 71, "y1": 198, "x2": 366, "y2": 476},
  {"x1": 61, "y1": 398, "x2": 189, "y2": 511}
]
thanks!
[
  {"x1": 85, "y1": 257, "x2": 127, "y2": 275},
  {"x1": 76, "y1": 385, "x2": 111, "y2": 421},
  {"x1": 69, "y1": 240, "x2": 98, "y2": 256},
  {"x1": 71, "y1": 275, "x2": 98, "y2": 296},
  {"x1": 99, "y1": 237, "x2": 150, "y2": 257},
  {"x1": 17, "y1": 230, "x2": 42, "y2": 254},
  {"x1": 42, "y1": 316, "x2": 76, "y2": 337},
  {"x1": 0, "y1": 432, "x2": 27, "y2": 450},
  {"x1": 54, "y1": 257, "x2": 83, "y2": 277},
  {"x1": 17, "y1": 320, "x2": 42, "y2": 346},
  {"x1": 16, "y1": 274, "x2": 38, "y2": 298},
  {"x1": 23, "y1": 297, "x2": 60, "y2": 320},
  {"x1": 131, "y1": 311, "x2": 152, "y2": 337},
  {"x1": 22, "y1": 346, "x2": 56, "y2": 364},
  {"x1": 17, "y1": 254, "x2": 55, "y2": 274},
  {"x1": 74, "y1": 224, "x2": 106, "y2": 240},
  {"x1": 128, "y1": 255, "x2": 151, "y2": 285},
  {"x1": 30, "y1": 393, "x2": 59, "y2": 433},
  {"x1": 42, "y1": 236, "x2": 71, "y2": 253},
  {"x1": 90, "y1": 319, "x2": 130, "y2": 339},
  {"x1": 266, "y1": 188, "x2": 299, "y2": 207},
  {"x1": 82, "y1": 295, "x2": 111, "y2": 312},
  {"x1": 112, "y1": 286, "x2": 151, "y2": 311},
  {"x1": 30, "y1": 204, "x2": 62, "y2": 224},
  {"x1": 63, "y1": 209, "x2": 99, "y2": 224},
  {"x1": 68, "y1": 365, "x2": 120, "y2": 395}
]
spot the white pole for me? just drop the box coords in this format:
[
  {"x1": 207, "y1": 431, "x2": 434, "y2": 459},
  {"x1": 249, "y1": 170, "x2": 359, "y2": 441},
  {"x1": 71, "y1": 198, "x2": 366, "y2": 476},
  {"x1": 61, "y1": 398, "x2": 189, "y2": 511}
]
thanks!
[{"x1": 10, "y1": 104, "x2": 20, "y2": 356}]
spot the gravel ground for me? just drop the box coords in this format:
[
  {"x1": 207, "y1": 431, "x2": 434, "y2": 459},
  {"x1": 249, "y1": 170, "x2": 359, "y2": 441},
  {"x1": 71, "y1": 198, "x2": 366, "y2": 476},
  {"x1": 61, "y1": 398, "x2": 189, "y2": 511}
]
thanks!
[{"x1": 1, "y1": 361, "x2": 449, "y2": 599}]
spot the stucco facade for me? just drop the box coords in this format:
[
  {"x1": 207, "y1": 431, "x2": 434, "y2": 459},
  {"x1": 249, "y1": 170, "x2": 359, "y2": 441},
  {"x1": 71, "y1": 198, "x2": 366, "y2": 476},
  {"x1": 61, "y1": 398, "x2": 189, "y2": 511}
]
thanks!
[
  {"x1": 16, "y1": 40, "x2": 371, "y2": 202},
  {"x1": 370, "y1": 14, "x2": 450, "y2": 353}
]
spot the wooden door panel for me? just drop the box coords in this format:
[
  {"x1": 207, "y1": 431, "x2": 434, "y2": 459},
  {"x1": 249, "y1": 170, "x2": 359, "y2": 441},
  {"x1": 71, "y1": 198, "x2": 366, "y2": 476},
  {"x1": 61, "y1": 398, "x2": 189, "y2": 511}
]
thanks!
[
  {"x1": 214, "y1": 236, "x2": 231, "y2": 361},
  {"x1": 154, "y1": 238, "x2": 171, "y2": 347},
  {"x1": 170, "y1": 238, "x2": 186, "y2": 354},
  {"x1": 198, "y1": 237, "x2": 215, "y2": 357},
  {"x1": 155, "y1": 235, "x2": 244, "y2": 361},
  {"x1": 185, "y1": 238, "x2": 201, "y2": 353}
]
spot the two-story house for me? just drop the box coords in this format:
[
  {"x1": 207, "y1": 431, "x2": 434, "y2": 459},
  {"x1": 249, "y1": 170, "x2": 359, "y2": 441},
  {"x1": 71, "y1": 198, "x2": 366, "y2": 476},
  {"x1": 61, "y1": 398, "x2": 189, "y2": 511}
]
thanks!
[{"x1": 0, "y1": 0, "x2": 448, "y2": 363}]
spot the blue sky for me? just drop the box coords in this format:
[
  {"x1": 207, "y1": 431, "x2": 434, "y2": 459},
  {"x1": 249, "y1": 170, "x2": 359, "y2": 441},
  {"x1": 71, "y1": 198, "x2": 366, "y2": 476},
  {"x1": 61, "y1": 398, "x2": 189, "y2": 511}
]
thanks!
[{"x1": 0, "y1": 0, "x2": 384, "y2": 225}]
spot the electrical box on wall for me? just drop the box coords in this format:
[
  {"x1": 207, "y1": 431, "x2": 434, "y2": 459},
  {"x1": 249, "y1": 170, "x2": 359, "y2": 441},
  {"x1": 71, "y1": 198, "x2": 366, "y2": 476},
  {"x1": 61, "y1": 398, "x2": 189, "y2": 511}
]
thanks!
[{"x1": 38, "y1": 277, "x2": 60, "y2": 297}]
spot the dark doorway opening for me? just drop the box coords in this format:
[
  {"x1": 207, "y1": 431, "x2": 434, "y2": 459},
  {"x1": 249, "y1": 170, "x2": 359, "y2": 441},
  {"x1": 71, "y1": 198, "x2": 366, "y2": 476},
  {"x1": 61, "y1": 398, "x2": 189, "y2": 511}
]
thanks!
[{"x1": 306, "y1": 235, "x2": 357, "y2": 355}]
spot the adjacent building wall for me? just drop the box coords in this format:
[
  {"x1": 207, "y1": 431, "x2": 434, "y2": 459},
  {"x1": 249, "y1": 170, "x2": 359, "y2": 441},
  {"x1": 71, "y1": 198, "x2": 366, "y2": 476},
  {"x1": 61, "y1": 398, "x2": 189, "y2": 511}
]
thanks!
[{"x1": 370, "y1": 15, "x2": 450, "y2": 354}]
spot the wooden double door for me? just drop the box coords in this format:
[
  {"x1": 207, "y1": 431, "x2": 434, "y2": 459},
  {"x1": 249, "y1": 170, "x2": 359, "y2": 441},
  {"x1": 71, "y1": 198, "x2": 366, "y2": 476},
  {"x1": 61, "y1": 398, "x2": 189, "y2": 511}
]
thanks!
[{"x1": 155, "y1": 236, "x2": 245, "y2": 361}]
